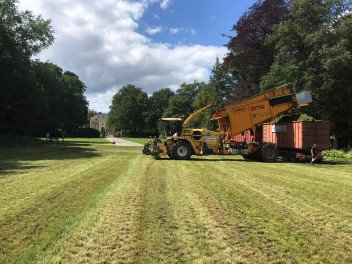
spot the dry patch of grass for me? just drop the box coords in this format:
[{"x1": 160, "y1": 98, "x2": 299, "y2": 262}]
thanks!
[{"x1": 1, "y1": 141, "x2": 352, "y2": 263}]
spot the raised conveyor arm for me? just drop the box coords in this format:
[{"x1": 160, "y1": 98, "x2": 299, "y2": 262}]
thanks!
[
  {"x1": 212, "y1": 84, "x2": 312, "y2": 140},
  {"x1": 183, "y1": 104, "x2": 212, "y2": 128}
]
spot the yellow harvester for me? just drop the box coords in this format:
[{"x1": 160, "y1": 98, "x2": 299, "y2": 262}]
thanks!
[{"x1": 143, "y1": 84, "x2": 312, "y2": 162}]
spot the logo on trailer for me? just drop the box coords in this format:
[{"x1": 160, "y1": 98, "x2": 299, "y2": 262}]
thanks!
[{"x1": 250, "y1": 104, "x2": 265, "y2": 111}]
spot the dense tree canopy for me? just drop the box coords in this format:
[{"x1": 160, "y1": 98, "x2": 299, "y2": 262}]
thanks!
[
  {"x1": 0, "y1": 0, "x2": 88, "y2": 136},
  {"x1": 261, "y1": 0, "x2": 352, "y2": 147},
  {"x1": 223, "y1": 0, "x2": 290, "y2": 100},
  {"x1": 0, "y1": 0, "x2": 54, "y2": 55},
  {"x1": 0, "y1": 23, "x2": 39, "y2": 134},
  {"x1": 108, "y1": 85, "x2": 149, "y2": 135},
  {"x1": 147, "y1": 88, "x2": 175, "y2": 134},
  {"x1": 163, "y1": 82, "x2": 205, "y2": 118},
  {"x1": 191, "y1": 59, "x2": 237, "y2": 129},
  {"x1": 33, "y1": 62, "x2": 88, "y2": 133}
]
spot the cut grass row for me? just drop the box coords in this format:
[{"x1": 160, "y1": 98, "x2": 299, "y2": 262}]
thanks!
[{"x1": 0, "y1": 138, "x2": 351, "y2": 263}]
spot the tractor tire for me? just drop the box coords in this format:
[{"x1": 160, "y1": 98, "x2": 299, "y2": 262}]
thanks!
[
  {"x1": 171, "y1": 141, "x2": 192, "y2": 160},
  {"x1": 151, "y1": 146, "x2": 160, "y2": 159},
  {"x1": 143, "y1": 148, "x2": 151, "y2": 155},
  {"x1": 260, "y1": 143, "x2": 278, "y2": 162},
  {"x1": 281, "y1": 151, "x2": 289, "y2": 162}
]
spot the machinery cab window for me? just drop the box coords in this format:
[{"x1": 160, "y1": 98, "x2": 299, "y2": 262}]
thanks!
[{"x1": 159, "y1": 118, "x2": 183, "y2": 137}]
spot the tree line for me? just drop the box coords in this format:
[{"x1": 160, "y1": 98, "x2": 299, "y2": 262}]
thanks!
[
  {"x1": 109, "y1": 0, "x2": 351, "y2": 147},
  {"x1": 0, "y1": 0, "x2": 88, "y2": 136}
]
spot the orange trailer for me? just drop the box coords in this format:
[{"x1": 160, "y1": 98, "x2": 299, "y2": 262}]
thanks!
[
  {"x1": 262, "y1": 121, "x2": 331, "y2": 161},
  {"x1": 234, "y1": 121, "x2": 331, "y2": 162}
]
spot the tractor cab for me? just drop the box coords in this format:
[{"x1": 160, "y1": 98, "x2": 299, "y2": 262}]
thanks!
[{"x1": 159, "y1": 118, "x2": 183, "y2": 137}]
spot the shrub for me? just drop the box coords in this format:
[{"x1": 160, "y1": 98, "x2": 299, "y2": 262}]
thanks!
[{"x1": 322, "y1": 149, "x2": 352, "y2": 159}]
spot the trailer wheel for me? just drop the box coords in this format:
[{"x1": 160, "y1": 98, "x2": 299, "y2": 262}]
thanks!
[
  {"x1": 171, "y1": 141, "x2": 192, "y2": 160},
  {"x1": 281, "y1": 151, "x2": 289, "y2": 162},
  {"x1": 260, "y1": 144, "x2": 278, "y2": 162}
]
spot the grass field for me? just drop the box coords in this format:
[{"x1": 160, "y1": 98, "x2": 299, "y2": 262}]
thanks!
[{"x1": 1, "y1": 138, "x2": 352, "y2": 263}]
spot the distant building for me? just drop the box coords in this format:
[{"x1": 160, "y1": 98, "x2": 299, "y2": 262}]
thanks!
[{"x1": 90, "y1": 114, "x2": 108, "y2": 135}]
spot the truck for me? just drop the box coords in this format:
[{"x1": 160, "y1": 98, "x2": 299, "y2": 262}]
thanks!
[{"x1": 143, "y1": 84, "x2": 313, "y2": 162}]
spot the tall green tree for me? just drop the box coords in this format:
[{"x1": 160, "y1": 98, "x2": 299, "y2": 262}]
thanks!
[
  {"x1": 33, "y1": 62, "x2": 89, "y2": 134},
  {"x1": 108, "y1": 85, "x2": 149, "y2": 135},
  {"x1": 163, "y1": 81, "x2": 205, "y2": 118},
  {"x1": 147, "y1": 88, "x2": 175, "y2": 134},
  {"x1": 0, "y1": 0, "x2": 54, "y2": 56},
  {"x1": 261, "y1": 0, "x2": 352, "y2": 147},
  {"x1": 62, "y1": 71, "x2": 89, "y2": 131},
  {"x1": 0, "y1": 0, "x2": 54, "y2": 134},
  {"x1": 33, "y1": 62, "x2": 65, "y2": 134},
  {"x1": 223, "y1": 0, "x2": 290, "y2": 100},
  {"x1": 192, "y1": 59, "x2": 237, "y2": 129},
  {"x1": 0, "y1": 24, "x2": 42, "y2": 134}
]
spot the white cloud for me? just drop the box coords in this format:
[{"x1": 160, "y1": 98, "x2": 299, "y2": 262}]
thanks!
[
  {"x1": 160, "y1": 0, "x2": 171, "y2": 10},
  {"x1": 19, "y1": 0, "x2": 226, "y2": 112},
  {"x1": 190, "y1": 29, "x2": 197, "y2": 35},
  {"x1": 146, "y1": 26, "x2": 162, "y2": 35},
  {"x1": 154, "y1": 14, "x2": 160, "y2": 19},
  {"x1": 170, "y1": 27, "x2": 181, "y2": 34}
]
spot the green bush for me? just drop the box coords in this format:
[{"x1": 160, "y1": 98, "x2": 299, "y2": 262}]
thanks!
[{"x1": 322, "y1": 149, "x2": 352, "y2": 159}]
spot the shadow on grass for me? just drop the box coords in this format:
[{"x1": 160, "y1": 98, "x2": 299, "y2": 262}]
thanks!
[
  {"x1": 62, "y1": 139, "x2": 110, "y2": 145},
  {"x1": 0, "y1": 141, "x2": 102, "y2": 175},
  {"x1": 320, "y1": 160, "x2": 352, "y2": 165},
  {"x1": 0, "y1": 162, "x2": 44, "y2": 177},
  {"x1": 153, "y1": 156, "x2": 352, "y2": 165},
  {"x1": 190, "y1": 157, "x2": 247, "y2": 162},
  {"x1": 155, "y1": 157, "x2": 247, "y2": 162}
]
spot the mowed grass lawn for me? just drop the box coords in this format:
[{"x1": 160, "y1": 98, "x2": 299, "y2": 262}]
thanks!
[
  {"x1": 118, "y1": 137, "x2": 153, "y2": 145},
  {"x1": 0, "y1": 139, "x2": 352, "y2": 263}
]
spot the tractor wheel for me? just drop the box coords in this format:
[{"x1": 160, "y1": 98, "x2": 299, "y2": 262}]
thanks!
[
  {"x1": 151, "y1": 146, "x2": 160, "y2": 159},
  {"x1": 143, "y1": 148, "x2": 151, "y2": 155},
  {"x1": 171, "y1": 141, "x2": 192, "y2": 160},
  {"x1": 260, "y1": 144, "x2": 278, "y2": 162}
]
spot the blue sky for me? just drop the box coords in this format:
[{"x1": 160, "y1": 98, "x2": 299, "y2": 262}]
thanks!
[
  {"x1": 19, "y1": 0, "x2": 258, "y2": 112},
  {"x1": 139, "y1": 0, "x2": 257, "y2": 46}
]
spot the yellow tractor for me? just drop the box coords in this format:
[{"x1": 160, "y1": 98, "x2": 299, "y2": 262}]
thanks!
[{"x1": 143, "y1": 84, "x2": 312, "y2": 162}]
